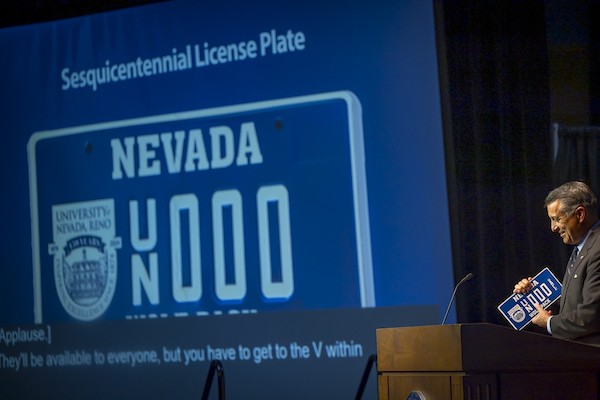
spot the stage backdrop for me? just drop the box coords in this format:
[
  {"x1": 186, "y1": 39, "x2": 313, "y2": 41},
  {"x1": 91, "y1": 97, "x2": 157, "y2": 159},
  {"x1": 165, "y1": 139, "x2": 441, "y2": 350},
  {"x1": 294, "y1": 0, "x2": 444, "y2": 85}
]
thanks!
[{"x1": 0, "y1": 0, "x2": 453, "y2": 398}]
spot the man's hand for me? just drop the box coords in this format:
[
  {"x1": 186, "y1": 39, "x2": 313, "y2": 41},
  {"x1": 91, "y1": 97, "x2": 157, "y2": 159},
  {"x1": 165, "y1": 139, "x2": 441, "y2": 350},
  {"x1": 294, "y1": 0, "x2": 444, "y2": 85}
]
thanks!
[
  {"x1": 531, "y1": 302, "x2": 552, "y2": 328},
  {"x1": 513, "y1": 277, "x2": 533, "y2": 294}
]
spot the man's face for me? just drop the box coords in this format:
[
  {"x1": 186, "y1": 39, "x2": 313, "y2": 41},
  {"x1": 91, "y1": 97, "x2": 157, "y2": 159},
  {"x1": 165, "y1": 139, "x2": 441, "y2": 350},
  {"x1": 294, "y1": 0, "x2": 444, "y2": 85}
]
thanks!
[{"x1": 547, "y1": 200, "x2": 584, "y2": 245}]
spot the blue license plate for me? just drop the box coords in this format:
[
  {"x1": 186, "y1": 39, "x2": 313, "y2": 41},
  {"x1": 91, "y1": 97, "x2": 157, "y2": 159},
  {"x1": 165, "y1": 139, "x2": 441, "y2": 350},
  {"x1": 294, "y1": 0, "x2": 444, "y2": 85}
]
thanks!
[
  {"x1": 498, "y1": 267, "x2": 561, "y2": 330},
  {"x1": 28, "y1": 91, "x2": 374, "y2": 323}
]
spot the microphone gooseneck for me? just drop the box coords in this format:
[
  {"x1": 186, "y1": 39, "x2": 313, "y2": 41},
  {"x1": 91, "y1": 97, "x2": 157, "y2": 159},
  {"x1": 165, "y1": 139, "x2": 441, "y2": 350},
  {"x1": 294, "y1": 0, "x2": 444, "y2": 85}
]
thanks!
[{"x1": 441, "y1": 273, "x2": 473, "y2": 325}]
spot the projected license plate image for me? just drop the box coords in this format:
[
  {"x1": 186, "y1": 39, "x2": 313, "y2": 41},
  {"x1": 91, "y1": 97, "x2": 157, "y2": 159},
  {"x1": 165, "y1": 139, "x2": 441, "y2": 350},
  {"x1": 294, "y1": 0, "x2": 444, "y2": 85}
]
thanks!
[{"x1": 28, "y1": 91, "x2": 374, "y2": 323}]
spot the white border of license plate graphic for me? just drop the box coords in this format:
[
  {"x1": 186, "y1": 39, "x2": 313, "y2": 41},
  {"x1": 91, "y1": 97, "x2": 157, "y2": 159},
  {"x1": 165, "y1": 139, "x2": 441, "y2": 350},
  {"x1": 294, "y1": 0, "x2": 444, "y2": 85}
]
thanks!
[{"x1": 28, "y1": 91, "x2": 375, "y2": 323}]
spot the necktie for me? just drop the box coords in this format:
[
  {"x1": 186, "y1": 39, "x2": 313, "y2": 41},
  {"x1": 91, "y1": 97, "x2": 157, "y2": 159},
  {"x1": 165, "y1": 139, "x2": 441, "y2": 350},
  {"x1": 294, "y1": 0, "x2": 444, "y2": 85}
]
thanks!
[{"x1": 567, "y1": 247, "x2": 579, "y2": 277}]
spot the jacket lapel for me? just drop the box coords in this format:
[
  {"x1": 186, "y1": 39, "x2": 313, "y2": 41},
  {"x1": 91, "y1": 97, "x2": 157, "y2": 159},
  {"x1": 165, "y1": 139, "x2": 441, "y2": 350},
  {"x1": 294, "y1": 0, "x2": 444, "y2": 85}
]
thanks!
[{"x1": 562, "y1": 228, "x2": 600, "y2": 301}]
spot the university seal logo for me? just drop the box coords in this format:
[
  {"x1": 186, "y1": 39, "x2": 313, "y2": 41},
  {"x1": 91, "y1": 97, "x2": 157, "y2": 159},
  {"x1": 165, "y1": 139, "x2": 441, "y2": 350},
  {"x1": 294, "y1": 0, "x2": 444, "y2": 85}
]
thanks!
[
  {"x1": 507, "y1": 304, "x2": 526, "y2": 323},
  {"x1": 49, "y1": 199, "x2": 121, "y2": 321}
]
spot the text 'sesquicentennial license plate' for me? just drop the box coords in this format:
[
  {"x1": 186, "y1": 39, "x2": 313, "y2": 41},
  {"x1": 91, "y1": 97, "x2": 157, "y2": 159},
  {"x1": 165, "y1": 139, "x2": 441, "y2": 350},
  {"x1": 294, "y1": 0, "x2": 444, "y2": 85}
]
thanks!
[
  {"x1": 28, "y1": 91, "x2": 374, "y2": 323},
  {"x1": 498, "y1": 267, "x2": 561, "y2": 330}
]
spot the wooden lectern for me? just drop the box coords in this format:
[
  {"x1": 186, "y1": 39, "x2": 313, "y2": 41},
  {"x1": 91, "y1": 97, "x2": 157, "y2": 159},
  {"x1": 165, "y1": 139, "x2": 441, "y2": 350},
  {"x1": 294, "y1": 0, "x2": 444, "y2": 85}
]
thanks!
[{"x1": 376, "y1": 323, "x2": 600, "y2": 400}]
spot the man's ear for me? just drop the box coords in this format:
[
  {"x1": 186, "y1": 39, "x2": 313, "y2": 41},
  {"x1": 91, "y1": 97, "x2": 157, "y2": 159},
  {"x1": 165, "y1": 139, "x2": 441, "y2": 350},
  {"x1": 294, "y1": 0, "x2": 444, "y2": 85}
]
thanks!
[{"x1": 576, "y1": 206, "x2": 586, "y2": 223}]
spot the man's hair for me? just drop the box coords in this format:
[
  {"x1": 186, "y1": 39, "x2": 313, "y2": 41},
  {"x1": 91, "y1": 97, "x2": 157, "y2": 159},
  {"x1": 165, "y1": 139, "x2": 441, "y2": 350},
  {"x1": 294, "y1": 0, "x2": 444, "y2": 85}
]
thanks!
[{"x1": 544, "y1": 181, "x2": 598, "y2": 215}]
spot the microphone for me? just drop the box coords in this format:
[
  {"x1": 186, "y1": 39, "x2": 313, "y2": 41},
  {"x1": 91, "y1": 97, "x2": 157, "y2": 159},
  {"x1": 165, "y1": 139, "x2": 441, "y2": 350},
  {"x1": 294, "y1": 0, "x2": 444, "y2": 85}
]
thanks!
[{"x1": 441, "y1": 273, "x2": 473, "y2": 325}]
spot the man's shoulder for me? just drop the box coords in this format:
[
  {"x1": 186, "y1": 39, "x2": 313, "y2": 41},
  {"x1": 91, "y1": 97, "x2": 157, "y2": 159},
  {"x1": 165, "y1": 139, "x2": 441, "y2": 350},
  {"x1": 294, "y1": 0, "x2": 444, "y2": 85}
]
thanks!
[{"x1": 585, "y1": 228, "x2": 600, "y2": 255}]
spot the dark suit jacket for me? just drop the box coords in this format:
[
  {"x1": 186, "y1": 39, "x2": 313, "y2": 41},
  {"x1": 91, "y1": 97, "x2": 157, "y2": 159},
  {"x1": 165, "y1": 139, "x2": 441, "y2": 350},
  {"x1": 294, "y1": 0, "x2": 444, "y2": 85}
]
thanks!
[{"x1": 551, "y1": 226, "x2": 600, "y2": 344}]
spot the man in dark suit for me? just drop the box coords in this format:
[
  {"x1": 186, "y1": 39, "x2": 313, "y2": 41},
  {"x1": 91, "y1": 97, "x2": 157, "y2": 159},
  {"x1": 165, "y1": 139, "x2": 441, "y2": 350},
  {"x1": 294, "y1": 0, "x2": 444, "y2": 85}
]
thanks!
[{"x1": 514, "y1": 181, "x2": 600, "y2": 344}]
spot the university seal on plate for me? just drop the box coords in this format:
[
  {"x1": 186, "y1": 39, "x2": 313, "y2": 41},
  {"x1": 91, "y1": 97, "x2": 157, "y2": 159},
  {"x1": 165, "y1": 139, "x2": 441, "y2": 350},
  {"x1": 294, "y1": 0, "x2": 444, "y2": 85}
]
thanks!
[{"x1": 49, "y1": 199, "x2": 121, "y2": 320}]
